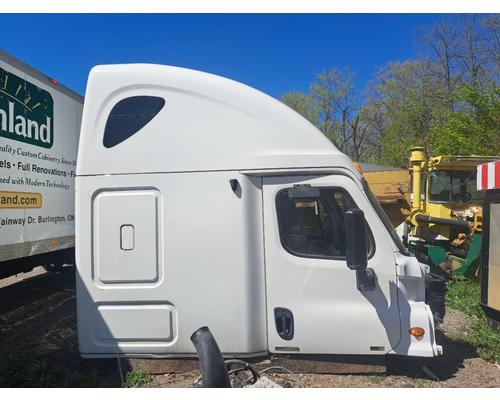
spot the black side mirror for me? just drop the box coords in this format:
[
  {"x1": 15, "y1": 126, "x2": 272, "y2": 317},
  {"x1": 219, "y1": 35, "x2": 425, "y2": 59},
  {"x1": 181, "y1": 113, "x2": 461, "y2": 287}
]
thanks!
[
  {"x1": 345, "y1": 209, "x2": 368, "y2": 270},
  {"x1": 345, "y1": 209, "x2": 375, "y2": 291}
]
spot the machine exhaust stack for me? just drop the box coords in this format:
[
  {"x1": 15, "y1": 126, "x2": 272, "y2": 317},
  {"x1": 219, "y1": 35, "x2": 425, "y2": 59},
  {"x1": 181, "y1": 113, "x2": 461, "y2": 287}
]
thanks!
[{"x1": 409, "y1": 146, "x2": 426, "y2": 214}]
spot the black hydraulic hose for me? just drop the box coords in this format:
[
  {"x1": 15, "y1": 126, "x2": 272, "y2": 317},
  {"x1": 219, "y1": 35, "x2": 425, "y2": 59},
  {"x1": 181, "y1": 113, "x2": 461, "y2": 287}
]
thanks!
[
  {"x1": 190, "y1": 326, "x2": 231, "y2": 388},
  {"x1": 415, "y1": 214, "x2": 471, "y2": 229}
]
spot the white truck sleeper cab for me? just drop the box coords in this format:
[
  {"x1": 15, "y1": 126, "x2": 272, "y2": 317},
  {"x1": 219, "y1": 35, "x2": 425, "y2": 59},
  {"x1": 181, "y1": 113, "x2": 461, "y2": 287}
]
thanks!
[{"x1": 76, "y1": 64, "x2": 442, "y2": 358}]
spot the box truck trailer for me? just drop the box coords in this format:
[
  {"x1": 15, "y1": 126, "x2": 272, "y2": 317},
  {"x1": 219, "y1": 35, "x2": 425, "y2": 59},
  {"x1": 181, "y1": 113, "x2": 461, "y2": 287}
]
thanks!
[
  {"x1": 76, "y1": 64, "x2": 442, "y2": 359},
  {"x1": 0, "y1": 50, "x2": 83, "y2": 279}
]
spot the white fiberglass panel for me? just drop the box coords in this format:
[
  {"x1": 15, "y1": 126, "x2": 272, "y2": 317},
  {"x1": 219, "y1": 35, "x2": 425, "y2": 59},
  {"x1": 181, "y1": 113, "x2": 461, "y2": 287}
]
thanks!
[
  {"x1": 76, "y1": 172, "x2": 267, "y2": 356},
  {"x1": 77, "y1": 64, "x2": 355, "y2": 176},
  {"x1": 96, "y1": 304, "x2": 174, "y2": 341},
  {"x1": 93, "y1": 190, "x2": 159, "y2": 284}
]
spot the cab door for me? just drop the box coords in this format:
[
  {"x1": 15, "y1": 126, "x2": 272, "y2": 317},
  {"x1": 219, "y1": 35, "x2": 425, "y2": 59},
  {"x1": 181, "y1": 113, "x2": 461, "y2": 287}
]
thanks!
[{"x1": 263, "y1": 174, "x2": 401, "y2": 355}]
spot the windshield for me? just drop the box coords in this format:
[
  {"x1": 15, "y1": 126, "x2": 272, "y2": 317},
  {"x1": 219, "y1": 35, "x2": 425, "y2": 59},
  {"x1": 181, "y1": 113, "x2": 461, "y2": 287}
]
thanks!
[
  {"x1": 428, "y1": 170, "x2": 484, "y2": 204},
  {"x1": 362, "y1": 178, "x2": 410, "y2": 256}
]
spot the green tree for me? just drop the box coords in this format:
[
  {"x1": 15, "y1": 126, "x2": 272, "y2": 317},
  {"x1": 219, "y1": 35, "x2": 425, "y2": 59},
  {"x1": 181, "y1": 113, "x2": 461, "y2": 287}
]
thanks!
[
  {"x1": 282, "y1": 15, "x2": 499, "y2": 166},
  {"x1": 366, "y1": 60, "x2": 448, "y2": 166},
  {"x1": 432, "y1": 81, "x2": 500, "y2": 155},
  {"x1": 281, "y1": 90, "x2": 318, "y2": 124},
  {"x1": 368, "y1": 15, "x2": 500, "y2": 165},
  {"x1": 282, "y1": 68, "x2": 379, "y2": 161}
]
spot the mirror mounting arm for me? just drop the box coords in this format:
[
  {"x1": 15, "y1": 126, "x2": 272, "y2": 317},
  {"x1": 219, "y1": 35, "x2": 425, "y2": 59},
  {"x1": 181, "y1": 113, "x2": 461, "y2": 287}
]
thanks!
[{"x1": 356, "y1": 269, "x2": 376, "y2": 291}]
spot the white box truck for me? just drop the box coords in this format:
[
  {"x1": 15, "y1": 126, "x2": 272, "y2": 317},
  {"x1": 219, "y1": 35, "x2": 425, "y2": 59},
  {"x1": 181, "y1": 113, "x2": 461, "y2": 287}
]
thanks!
[
  {"x1": 76, "y1": 64, "x2": 442, "y2": 359},
  {"x1": 0, "y1": 50, "x2": 83, "y2": 279}
]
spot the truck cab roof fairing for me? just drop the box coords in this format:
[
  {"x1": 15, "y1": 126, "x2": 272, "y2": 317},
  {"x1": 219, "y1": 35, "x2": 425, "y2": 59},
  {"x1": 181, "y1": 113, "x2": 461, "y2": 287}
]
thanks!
[{"x1": 76, "y1": 64, "x2": 354, "y2": 176}]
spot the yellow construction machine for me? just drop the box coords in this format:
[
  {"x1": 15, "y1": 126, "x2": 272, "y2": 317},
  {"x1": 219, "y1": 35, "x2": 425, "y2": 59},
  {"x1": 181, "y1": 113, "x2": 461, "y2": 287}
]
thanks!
[
  {"x1": 406, "y1": 147, "x2": 498, "y2": 277},
  {"x1": 360, "y1": 163, "x2": 411, "y2": 230},
  {"x1": 360, "y1": 150, "x2": 498, "y2": 324}
]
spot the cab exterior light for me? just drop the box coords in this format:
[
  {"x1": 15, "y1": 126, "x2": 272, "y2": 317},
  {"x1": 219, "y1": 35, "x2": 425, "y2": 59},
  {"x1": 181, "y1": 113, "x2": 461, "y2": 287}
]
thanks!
[
  {"x1": 409, "y1": 327, "x2": 425, "y2": 340},
  {"x1": 354, "y1": 162, "x2": 364, "y2": 176}
]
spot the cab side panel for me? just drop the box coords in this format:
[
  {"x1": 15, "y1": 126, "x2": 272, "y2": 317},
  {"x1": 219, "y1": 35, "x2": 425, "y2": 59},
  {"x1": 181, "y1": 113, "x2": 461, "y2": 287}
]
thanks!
[{"x1": 76, "y1": 172, "x2": 267, "y2": 356}]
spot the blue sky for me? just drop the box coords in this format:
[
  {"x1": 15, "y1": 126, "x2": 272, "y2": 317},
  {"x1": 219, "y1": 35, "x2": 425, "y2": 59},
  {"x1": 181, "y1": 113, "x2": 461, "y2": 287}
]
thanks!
[{"x1": 2, "y1": 14, "x2": 447, "y2": 98}]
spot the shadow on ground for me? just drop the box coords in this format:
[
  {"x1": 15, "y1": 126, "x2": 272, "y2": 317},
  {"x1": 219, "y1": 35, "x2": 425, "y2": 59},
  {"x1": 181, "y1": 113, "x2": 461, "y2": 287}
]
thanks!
[
  {"x1": 386, "y1": 330, "x2": 479, "y2": 381},
  {"x1": 0, "y1": 266, "x2": 495, "y2": 387},
  {"x1": 0, "y1": 267, "x2": 128, "y2": 387}
]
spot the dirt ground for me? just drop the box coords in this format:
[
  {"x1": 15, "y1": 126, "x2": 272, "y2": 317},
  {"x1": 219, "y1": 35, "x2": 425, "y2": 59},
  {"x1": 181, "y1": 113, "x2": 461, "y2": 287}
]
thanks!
[{"x1": 0, "y1": 267, "x2": 499, "y2": 388}]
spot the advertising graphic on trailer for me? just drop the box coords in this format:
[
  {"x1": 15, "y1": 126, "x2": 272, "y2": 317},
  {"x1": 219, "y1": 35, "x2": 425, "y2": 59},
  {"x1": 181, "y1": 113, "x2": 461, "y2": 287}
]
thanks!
[{"x1": 0, "y1": 63, "x2": 81, "y2": 258}]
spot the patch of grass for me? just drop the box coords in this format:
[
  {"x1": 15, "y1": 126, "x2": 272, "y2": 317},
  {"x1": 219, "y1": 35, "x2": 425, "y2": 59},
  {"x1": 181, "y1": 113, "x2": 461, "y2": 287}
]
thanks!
[
  {"x1": 0, "y1": 341, "x2": 109, "y2": 388},
  {"x1": 0, "y1": 342, "x2": 57, "y2": 387},
  {"x1": 369, "y1": 375, "x2": 387, "y2": 384},
  {"x1": 63, "y1": 370, "x2": 104, "y2": 388},
  {"x1": 446, "y1": 277, "x2": 500, "y2": 362},
  {"x1": 414, "y1": 379, "x2": 433, "y2": 388},
  {"x1": 123, "y1": 370, "x2": 152, "y2": 388}
]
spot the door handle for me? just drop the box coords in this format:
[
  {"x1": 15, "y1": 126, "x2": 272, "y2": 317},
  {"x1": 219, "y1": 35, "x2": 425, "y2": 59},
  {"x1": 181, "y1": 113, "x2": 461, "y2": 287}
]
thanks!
[{"x1": 274, "y1": 307, "x2": 294, "y2": 340}]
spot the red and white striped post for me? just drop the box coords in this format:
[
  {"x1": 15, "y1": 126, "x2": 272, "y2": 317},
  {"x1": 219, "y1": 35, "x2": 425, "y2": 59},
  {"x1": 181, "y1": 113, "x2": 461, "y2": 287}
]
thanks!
[{"x1": 477, "y1": 160, "x2": 500, "y2": 191}]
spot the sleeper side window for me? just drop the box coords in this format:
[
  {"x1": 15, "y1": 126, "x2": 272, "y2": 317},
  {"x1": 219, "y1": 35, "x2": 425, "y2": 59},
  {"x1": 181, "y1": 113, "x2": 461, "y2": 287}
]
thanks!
[
  {"x1": 276, "y1": 187, "x2": 375, "y2": 259},
  {"x1": 103, "y1": 96, "x2": 165, "y2": 148}
]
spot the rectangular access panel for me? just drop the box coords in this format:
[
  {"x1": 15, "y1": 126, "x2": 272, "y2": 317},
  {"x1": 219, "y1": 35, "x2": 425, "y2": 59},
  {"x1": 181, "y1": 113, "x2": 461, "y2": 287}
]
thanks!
[
  {"x1": 95, "y1": 304, "x2": 174, "y2": 341},
  {"x1": 93, "y1": 189, "x2": 159, "y2": 284}
]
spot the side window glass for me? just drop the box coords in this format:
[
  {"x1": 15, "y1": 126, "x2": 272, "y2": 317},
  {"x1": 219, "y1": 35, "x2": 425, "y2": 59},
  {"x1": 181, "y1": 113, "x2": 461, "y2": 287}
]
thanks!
[
  {"x1": 429, "y1": 171, "x2": 451, "y2": 202},
  {"x1": 103, "y1": 96, "x2": 165, "y2": 148},
  {"x1": 276, "y1": 187, "x2": 374, "y2": 259}
]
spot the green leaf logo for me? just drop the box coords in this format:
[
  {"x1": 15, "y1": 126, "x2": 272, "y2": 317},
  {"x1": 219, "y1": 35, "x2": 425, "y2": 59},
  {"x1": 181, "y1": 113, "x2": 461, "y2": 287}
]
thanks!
[{"x1": 0, "y1": 67, "x2": 54, "y2": 149}]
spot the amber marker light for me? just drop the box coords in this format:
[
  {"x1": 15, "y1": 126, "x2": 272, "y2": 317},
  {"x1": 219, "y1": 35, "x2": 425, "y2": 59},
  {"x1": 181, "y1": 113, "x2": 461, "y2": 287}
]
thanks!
[
  {"x1": 409, "y1": 327, "x2": 425, "y2": 340},
  {"x1": 354, "y1": 162, "x2": 364, "y2": 176}
]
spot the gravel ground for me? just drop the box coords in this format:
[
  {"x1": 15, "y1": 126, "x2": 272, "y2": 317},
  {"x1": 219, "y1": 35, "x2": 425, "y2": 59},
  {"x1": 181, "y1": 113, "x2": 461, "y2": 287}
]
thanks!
[{"x1": 0, "y1": 267, "x2": 499, "y2": 388}]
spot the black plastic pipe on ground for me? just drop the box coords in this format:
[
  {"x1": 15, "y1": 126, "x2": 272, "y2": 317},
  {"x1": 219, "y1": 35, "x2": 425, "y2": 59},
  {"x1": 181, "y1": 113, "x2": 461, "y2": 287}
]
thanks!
[{"x1": 190, "y1": 326, "x2": 231, "y2": 388}]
